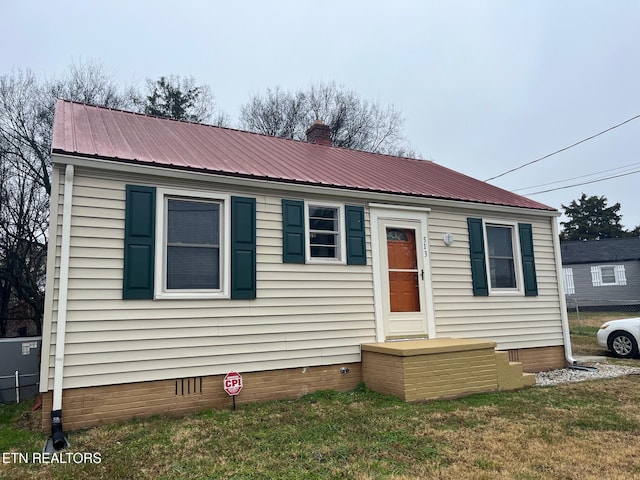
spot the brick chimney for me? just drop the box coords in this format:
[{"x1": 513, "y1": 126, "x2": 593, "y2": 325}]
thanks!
[{"x1": 305, "y1": 120, "x2": 332, "y2": 146}]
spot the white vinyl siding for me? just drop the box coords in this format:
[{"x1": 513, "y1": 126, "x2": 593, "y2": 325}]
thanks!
[
  {"x1": 428, "y1": 208, "x2": 564, "y2": 350},
  {"x1": 42, "y1": 163, "x2": 566, "y2": 390},
  {"x1": 43, "y1": 167, "x2": 375, "y2": 390}
]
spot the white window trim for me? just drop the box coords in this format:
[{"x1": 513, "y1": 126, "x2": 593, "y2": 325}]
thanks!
[
  {"x1": 305, "y1": 201, "x2": 347, "y2": 264},
  {"x1": 154, "y1": 188, "x2": 231, "y2": 299},
  {"x1": 592, "y1": 264, "x2": 627, "y2": 287},
  {"x1": 483, "y1": 219, "x2": 524, "y2": 296}
]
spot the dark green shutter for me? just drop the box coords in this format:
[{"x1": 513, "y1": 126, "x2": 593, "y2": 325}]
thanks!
[
  {"x1": 282, "y1": 199, "x2": 305, "y2": 263},
  {"x1": 123, "y1": 185, "x2": 156, "y2": 299},
  {"x1": 345, "y1": 205, "x2": 366, "y2": 265},
  {"x1": 231, "y1": 196, "x2": 256, "y2": 299},
  {"x1": 518, "y1": 223, "x2": 538, "y2": 296},
  {"x1": 467, "y1": 217, "x2": 488, "y2": 296}
]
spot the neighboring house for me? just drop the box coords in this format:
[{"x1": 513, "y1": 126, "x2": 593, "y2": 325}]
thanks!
[
  {"x1": 561, "y1": 238, "x2": 640, "y2": 309},
  {"x1": 40, "y1": 100, "x2": 571, "y2": 435}
]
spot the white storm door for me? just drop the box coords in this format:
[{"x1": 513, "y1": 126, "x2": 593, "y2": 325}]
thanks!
[{"x1": 372, "y1": 208, "x2": 432, "y2": 340}]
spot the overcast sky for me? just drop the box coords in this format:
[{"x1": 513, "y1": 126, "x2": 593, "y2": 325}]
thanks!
[{"x1": 3, "y1": 1, "x2": 639, "y2": 229}]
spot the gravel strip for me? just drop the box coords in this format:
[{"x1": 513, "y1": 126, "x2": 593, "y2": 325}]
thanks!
[{"x1": 535, "y1": 363, "x2": 640, "y2": 386}]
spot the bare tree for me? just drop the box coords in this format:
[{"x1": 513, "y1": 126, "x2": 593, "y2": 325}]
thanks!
[
  {"x1": 0, "y1": 60, "x2": 132, "y2": 336},
  {"x1": 48, "y1": 59, "x2": 132, "y2": 110},
  {"x1": 239, "y1": 86, "x2": 307, "y2": 139},
  {"x1": 0, "y1": 62, "x2": 130, "y2": 196},
  {"x1": 239, "y1": 81, "x2": 415, "y2": 156},
  {"x1": 0, "y1": 70, "x2": 52, "y2": 195},
  {"x1": 132, "y1": 74, "x2": 229, "y2": 126},
  {"x1": 0, "y1": 163, "x2": 48, "y2": 336}
]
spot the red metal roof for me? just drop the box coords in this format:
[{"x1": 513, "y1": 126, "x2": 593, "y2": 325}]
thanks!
[{"x1": 52, "y1": 100, "x2": 555, "y2": 211}]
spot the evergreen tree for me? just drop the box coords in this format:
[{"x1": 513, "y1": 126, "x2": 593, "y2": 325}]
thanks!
[
  {"x1": 560, "y1": 193, "x2": 626, "y2": 240},
  {"x1": 134, "y1": 75, "x2": 228, "y2": 125}
]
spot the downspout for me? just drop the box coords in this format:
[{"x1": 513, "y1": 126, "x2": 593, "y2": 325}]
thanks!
[
  {"x1": 551, "y1": 217, "x2": 576, "y2": 365},
  {"x1": 51, "y1": 164, "x2": 74, "y2": 449}
]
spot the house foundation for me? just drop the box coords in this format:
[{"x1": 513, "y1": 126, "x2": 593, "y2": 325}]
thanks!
[
  {"x1": 41, "y1": 343, "x2": 565, "y2": 432},
  {"x1": 41, "y1": 363, "x2": 362, "y2": 432}
]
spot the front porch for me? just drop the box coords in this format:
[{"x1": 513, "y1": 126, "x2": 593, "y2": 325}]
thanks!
[{"x1": 361, "y1": 338, "x2": 536, "y2": 402}]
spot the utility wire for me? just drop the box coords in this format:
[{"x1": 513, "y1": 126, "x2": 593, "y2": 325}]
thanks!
[
  {"x1": 484, "y1": 113, "x2": 640, "y2": 182},
  {"x1": 523, "y1": 168, "x2": 640, "y2": 195},
  {"x1": 512, "y1": 161, "x2": 640, "y2": 192}
]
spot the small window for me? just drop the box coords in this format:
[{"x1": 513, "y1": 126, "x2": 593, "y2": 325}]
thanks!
[
  {"x1": 600, "y1": 266, "x2": 616, "y2": 285},
  {"x1": 387, "y1": 229, "x2": 408, "y2": 241},
  {"x1": 306, "y1": 203, "x2": 345, "y2": 262},
  {"x1": 591, "y1": 265, "x2": 627, "y2": 287},
  {"x1": 486, "y1": 225, "x2": 517, "y2": 289}
]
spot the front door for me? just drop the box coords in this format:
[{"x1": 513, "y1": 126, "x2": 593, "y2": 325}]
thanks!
[
  {"x1": 371, "y1": 208, "x2": 433, "y2": 340},
  {"x1": 387, "y1": 227, "x2": 421, "y2": 313}
]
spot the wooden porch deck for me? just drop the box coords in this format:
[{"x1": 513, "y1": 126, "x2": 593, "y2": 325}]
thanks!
[{"x1": 361, "y1": 338, "x2": 535, "y2": 402}]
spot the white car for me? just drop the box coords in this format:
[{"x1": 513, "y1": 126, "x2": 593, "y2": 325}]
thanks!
[{"x1": 597, "y1": 318, "x2": 640, "y2": 359}]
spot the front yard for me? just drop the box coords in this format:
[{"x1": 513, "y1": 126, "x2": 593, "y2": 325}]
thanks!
[
  {"x1": 2, "y1": 310, "x2": 639, "y2": 479},
  {"x1": 2, "y1": 377, "x2": 640, "y2": 479}
]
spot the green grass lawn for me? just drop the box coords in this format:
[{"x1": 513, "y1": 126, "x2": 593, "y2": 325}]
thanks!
[
  {"x1": 2, "y1": 310, "x2": 639, "y2": 479},
  {"x1": 3, "y1": 376, "x2": 640, "y2": 480}
]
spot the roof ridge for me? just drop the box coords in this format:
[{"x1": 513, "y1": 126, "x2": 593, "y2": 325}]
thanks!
[
  {"x1": 52, "y1": 100, "x2": 556, "y2": 212},
  {"x1": 55, "y1": 99, "x2": 430, "y2": 162}
]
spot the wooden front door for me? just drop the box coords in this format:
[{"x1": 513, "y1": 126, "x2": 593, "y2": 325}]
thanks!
[{"x1": 387, "y1": 228, "x2": 421, "y2": 312}]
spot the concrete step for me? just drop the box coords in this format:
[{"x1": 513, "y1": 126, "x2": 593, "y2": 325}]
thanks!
[
  {"x1": 522, "y1": 372, "x2": 536, "y2": 387},
  {"x1": 495, "y1": 351, "x2": 532, "y2": 391}
]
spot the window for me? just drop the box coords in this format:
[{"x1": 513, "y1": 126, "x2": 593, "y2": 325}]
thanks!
[
  {"x1": 467, "y1": 218, "x2": 537, "y2": 297},
  {"x1": 282, "y1": 199, "x2": 365, "y2": 265},
  {"x1": 591, "y1": 265, "x2": 627, "y2": 287},
  {"x1": 123, "y1": 185, "x2": 256, "y2": 300},
  {"x1": 600, "y1": 266, "x2": 616, "y2": 285},
  {"x1": 486, "y1": 225, "x2": 517, "y2": 289},
  {"x1": 166, "y1": 199, "x2": 220, "y2": 290},
  {"x1": 155, "y1": 189, "x2": 231, "y2": 299},
  {"x1": 306, "y1": 203, "x2": 346, "y2": 262}
]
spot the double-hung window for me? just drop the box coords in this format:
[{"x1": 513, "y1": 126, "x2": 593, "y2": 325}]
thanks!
[
  {"x1": 306, "y1": 203, "x2": 346, "y2": 263},
  {"x1": 282, "y1": 199, "x2": 365, "y2": 265},
  {"x1": 486, "y1": 224, "x2": 517, "y2": 290},
  {"x1": 467, "y1": 217, "x2": 537, "y2": 296},
  {"x1": 591, "y1": 265, "x2": 627, "y2": 286},
  {"x1": 166, "y1": 198, "x2": 221, "y2": 290},
  {"x1": 123, "y1": 185, "x2": 256, "y2": 300},
  {"x1": 155, "y1": 189, "x2": 231, "y2": 299}
]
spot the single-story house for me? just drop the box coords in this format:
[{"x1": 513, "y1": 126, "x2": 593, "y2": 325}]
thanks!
[
  {"x1": 40, "y1": 100, "x2": 573, "y2": 440},
  {"x1": 561, "y1": 237, "x2": 640, "y2": 310}
]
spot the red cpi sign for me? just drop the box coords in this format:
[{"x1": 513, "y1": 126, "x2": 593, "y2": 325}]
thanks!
[{"x1": 223, "y1": 371, "x2": 243, "y2": 396}]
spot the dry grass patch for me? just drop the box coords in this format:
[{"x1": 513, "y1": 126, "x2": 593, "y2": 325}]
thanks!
[{"x1": 3, "y1": 377, "x2": 640, "y2": 479}]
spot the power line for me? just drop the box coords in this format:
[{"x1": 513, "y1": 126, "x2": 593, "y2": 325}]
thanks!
[
  {"x1": 512, "y1": 161, "x2": 640, "y2": 192},
  {"x1": 484, "y1": 113, "x2": 640, "y2": 182},
  {"x1": 523, "y1": 168, "x2": 640, "y2": 195}
]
